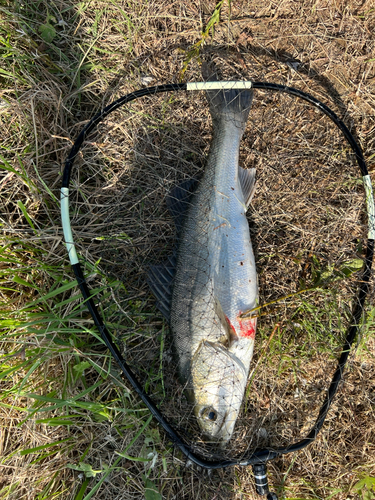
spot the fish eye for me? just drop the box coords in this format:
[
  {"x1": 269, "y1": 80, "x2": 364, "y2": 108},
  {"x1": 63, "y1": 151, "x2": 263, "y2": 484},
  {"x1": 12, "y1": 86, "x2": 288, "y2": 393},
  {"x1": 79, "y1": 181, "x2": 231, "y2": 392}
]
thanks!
[{"x1": 201, "y1": 407, "x2": 217, "y2": 422}]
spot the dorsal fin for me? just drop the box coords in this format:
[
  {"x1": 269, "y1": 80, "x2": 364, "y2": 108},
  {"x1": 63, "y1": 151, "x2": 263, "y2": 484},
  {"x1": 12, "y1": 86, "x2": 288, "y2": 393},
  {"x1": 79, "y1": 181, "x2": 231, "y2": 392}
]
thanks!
[
  {"x1": 147, "y1": 254, "x2": 176, "y2": 321},
  {"x1": 239, "y1": 167, "x2": 256, "y2": 208},
  {"x1": 166, "y1": 178, "x2": 198, "y2": 235},
  {"x1": 148, "y1": 178, "x2": 198, "y2": 320}
]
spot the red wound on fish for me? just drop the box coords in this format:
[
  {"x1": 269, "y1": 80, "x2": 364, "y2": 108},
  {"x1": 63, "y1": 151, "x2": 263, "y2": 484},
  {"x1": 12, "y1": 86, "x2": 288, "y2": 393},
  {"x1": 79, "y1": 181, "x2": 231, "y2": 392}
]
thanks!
[{"x1": 238, "y1": 313, "x2": 256, "y2": 338}]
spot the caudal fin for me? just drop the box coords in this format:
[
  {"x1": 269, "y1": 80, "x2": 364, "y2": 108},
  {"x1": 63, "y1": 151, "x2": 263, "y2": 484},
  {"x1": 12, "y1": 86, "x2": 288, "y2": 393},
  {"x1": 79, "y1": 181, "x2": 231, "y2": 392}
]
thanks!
[{"x1": 206, "y1": 86, "x2": 254, "y2": 130}]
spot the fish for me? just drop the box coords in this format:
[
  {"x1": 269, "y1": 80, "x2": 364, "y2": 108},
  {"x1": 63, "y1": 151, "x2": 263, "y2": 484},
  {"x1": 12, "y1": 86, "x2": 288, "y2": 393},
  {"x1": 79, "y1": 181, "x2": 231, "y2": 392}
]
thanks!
[{"x1": 148, "y1": 86, "x2": 258, "y2": 444}]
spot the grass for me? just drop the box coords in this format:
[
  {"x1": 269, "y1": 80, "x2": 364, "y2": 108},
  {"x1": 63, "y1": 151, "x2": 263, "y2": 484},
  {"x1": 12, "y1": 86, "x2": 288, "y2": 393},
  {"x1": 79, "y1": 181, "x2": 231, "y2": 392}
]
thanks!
[{"x1": 1, "y1": 0, "x2": 375, "y2": 499}]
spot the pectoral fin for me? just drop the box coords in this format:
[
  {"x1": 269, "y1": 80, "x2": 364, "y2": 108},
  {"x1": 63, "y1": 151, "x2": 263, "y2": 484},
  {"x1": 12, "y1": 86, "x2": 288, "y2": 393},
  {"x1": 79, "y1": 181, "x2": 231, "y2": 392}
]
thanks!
[{"x1": 214, "y1": 297, "x2": 238, "y2": 344}]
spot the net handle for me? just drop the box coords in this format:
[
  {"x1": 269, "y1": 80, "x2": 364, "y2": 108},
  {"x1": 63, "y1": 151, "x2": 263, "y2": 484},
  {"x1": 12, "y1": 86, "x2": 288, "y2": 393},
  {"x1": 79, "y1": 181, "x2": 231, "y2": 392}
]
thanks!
[{"x1": 61, "y1": 81, "x2": 374, "y2": 469}]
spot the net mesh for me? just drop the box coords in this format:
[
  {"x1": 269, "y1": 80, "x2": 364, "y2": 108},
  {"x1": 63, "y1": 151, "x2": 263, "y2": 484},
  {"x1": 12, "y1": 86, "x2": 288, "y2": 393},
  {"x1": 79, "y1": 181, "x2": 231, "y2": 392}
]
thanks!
[{"x1": 67, "y1": 83, "x2": 368, "y2": 463}]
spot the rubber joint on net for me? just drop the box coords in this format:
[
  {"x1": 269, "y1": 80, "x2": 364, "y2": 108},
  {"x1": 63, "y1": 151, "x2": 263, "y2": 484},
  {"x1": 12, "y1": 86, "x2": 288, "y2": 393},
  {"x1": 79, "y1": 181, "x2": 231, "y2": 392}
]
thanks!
[
  {"x1": 266, "y1": 493, "x2": 278, "y2": 500},
  {"x1": 252, "y1": 463, "x2": 278, "y2": 499}
]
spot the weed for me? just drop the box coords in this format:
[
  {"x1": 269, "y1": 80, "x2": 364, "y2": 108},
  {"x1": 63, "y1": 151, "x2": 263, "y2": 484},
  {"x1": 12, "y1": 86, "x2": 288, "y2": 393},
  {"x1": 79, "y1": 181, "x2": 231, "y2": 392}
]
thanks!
[{"x1": 180, "y1": 0, "x2": 231, "y2": 78}]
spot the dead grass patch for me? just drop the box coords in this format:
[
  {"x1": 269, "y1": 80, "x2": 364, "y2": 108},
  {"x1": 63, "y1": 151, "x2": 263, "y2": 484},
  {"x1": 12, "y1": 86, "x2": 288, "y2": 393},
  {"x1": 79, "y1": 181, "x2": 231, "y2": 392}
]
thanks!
[{"x1": 1, "y1": 1, "x2": 375, "y2": 499}]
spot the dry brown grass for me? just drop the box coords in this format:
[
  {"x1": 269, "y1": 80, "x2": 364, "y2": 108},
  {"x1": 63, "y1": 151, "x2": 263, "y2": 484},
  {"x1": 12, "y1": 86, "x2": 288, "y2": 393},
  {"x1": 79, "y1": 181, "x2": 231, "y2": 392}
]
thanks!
[{"x1": 1, "y1": 0, "x2": 375, "y2": 499}]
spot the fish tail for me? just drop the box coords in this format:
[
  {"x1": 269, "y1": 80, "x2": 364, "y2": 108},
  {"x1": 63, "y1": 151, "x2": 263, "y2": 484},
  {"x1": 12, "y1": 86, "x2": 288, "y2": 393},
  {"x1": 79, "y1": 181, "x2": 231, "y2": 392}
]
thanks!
[{"x1": 206, "y1": 87, "x2": 254, "y2": 128}]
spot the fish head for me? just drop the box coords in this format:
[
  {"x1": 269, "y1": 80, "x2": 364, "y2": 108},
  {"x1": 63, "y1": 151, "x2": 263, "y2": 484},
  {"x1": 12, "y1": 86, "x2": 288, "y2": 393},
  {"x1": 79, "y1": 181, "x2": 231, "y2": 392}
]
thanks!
[{"x1": 191, "y1": 340, "x2": 247, "y2": 444}]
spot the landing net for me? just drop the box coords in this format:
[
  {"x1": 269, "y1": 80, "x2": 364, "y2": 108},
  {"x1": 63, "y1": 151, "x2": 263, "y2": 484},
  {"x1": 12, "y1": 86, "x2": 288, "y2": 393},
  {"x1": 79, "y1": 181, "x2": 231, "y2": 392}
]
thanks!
[{"x1": 61, "y1": 81, "x2": 373, "y2": 466}]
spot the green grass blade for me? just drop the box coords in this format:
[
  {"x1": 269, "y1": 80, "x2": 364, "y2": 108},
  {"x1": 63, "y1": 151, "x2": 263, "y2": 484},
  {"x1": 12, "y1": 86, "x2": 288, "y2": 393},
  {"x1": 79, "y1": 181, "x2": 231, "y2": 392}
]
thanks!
[{"x1": 20, "y1": 438, "x2": 72, "y2": 455}]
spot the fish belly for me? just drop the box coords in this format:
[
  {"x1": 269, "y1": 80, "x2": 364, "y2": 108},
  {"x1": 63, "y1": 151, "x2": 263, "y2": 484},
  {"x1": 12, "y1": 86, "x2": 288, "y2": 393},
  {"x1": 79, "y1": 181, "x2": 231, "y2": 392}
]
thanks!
[{"x1": 171, "y1": 122, "x2": 257, "y2": 381}]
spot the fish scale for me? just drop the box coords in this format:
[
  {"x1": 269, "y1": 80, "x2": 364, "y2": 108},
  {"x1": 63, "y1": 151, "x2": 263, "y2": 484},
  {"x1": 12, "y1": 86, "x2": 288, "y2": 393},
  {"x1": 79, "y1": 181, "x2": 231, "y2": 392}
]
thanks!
[{"x1": 148, "y1": 87, "x2": 258, "y2": 443}]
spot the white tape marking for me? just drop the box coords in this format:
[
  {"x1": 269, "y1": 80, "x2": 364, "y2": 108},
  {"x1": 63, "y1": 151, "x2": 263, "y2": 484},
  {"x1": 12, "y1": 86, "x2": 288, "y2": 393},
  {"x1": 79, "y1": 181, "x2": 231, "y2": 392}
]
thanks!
[
  {"x1": 363, "y1": 175, "x2": 375, "y2": 240},
  {"x1": 61, "y1": 187, "x2": 79, "y2": 265},
  {"x1": 254, "y1": 474, "x2": 268, "y2": 480},
  {"x1": 186, "y1": 81, "x2": 253, "y2": 91}
]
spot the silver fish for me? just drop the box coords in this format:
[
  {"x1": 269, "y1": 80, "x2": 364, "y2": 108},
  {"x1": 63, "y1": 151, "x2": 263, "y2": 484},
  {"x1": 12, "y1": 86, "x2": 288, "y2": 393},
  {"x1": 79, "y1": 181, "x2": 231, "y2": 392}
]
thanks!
[{"x1": 148, "y1": 88, "x2": 258, "y2": 444}]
